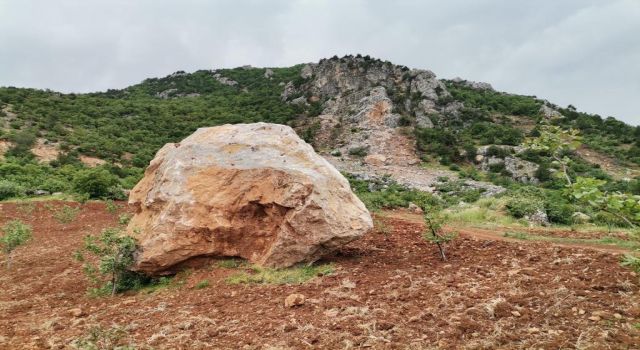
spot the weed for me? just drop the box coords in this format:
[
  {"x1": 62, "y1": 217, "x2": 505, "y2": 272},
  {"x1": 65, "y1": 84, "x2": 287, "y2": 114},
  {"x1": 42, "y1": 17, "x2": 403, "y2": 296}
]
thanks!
[
  {"x1": 620, "y1": 254, "x2": 640, "y2": 273},
  {"x1": 53, "y1": 205, "x2": 80, "y2": 224},
  {"x1": 16, "y1": 201, "x2": 35, "y2": 215},
  {"x1": 105, "y1": 199, "x2": 119, "y2": 214},
  {"x1": 216, "y1": 258, "x2": 245, "y2": 269},
  {"x1": 118, "y1": 213, "x2": 132, "y2": 225},
  {"x1": 195, "y1": 279, "x2": 210, "y2": 289},
  {"x1": 73, "y1": 325, "x2": 137, "y2": 350},
  {"x1": 226, "y1": 264, "x2": 334, "y2": 285},
  {"x1": 373, "y1": 217, "x2": 391, "y2": 236},
  {"x1": 0, "y1": 220, "x2": 32, "y2": 268}
]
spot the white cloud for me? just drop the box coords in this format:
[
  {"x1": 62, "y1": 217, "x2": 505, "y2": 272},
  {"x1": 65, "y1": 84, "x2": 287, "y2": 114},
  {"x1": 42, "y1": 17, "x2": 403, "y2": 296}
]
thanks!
[{"x1": 0, "y1": 0, "x2": 638, "y2": 124}]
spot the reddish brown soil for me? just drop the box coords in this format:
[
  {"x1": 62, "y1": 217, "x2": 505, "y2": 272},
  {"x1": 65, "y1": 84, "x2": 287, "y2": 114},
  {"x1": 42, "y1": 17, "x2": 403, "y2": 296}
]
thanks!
[{"x1": 1, "y1": 202, "x2": 639, "y2": 349}]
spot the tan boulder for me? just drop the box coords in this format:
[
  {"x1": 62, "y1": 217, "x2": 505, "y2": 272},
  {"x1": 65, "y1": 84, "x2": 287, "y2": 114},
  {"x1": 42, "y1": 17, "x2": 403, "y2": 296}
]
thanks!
[{"x1": 127, "y1": 123, "x2": 372, "y2": 275}]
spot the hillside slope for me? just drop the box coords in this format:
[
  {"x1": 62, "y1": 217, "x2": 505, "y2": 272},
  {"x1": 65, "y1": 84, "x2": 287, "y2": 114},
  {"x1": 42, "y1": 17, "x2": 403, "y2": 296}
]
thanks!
[{"x1": 0, "y1": 55, "x2": 638, "y2": 209}]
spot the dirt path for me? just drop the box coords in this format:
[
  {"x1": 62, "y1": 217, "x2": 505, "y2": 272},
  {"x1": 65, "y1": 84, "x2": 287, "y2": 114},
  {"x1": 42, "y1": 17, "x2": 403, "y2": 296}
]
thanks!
[{"x1": 379, "y1": 210, "x2": 633, "y2": 254}]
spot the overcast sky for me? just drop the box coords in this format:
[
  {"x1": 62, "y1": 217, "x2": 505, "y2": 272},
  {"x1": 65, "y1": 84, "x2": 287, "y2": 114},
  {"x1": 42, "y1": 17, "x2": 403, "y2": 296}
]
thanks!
[{"x1": 1, "y1": 0, "x2": 638, "y2": 125}]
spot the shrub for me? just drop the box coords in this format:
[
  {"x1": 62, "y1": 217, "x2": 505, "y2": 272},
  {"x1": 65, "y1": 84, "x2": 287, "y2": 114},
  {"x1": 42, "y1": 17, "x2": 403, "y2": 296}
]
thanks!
[
  {"x1": 53, "y1": 205, "x2": 81, "y2": 224},
  {"x1": 488, "y1": 162, "x2": 507, "y2": 173},
  {"x1": 505, "y1": 188, "x2": 545, "y2": 219},
  {"x1": 1, "y1": 220, "x2": 32, "y2": 268},
  {"x1": 72, "y1": 168, "x2": 120, "y2": 199},
  {"x1": 0, "y1": 180, "x2": 25, "y2": 200},
  {"x1": 74, "y1": 227, "x2": 141, "y2": 296},
  {"x1": 348, "y1": 146, "x2": 368, "y2": 157},
  {"x1": 118, "y1": 213, "x2": 132, "y2": 225},
  {"x1": 485, "y1": 146, "x2": 510, "y2": 158}
]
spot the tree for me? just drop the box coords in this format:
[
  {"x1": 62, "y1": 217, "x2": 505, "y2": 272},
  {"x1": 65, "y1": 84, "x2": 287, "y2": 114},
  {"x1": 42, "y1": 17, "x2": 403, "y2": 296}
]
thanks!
[
  {"x1": 1, "y1": 220, "x2": 32, "y2": 268},
  {"x1": 526, "y1": 125, "x2": 581, "y2": 186},
  {"x1": 72, "y1": 168, "x2": 120, "y2": 199},
  {"x1": 74, "y1": 227, "x2": 138, "y2": 296},
  {"x1": 422, "y1": 213, "x2": 457, "y2": 261}
]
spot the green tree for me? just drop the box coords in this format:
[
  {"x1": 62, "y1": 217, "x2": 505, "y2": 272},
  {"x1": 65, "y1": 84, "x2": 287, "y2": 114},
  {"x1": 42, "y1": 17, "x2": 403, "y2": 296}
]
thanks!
[
  {"x1": 526, "y1": 125, "x2": 581, "y2": 186},
  {"x1": 74, "y1": 227, "x2": 138, "y2": 296},
  {"x1": 72, "y1": 168, "x2": 120, "y2": 199},
  {"x1": 422, "y1": 212, "x2": 457, "y2": 261}
]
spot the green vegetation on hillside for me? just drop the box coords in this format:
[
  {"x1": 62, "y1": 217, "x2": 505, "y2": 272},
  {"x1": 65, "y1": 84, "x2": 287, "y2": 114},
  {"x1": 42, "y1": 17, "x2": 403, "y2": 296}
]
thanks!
[{"x1": 0, "y1": 66, "x2": 304, "y2": 199}]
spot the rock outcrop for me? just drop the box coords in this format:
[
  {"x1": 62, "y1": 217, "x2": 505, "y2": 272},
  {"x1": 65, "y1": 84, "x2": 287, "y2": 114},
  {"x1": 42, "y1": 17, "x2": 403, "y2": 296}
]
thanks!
[
  {"x1": 476, "y1": 145, "x2": 539, "y2": 184},
  {"x1": 282, "y1": 56, "x2": 462, "y2": 167},
  {"x1": 127, "y1": 123, "x2": 372, "y2": 275}
]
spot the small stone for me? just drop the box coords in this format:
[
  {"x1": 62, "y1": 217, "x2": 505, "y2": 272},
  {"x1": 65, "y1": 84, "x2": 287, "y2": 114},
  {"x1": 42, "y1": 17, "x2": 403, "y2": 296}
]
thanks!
[
  {"x1": 578, "y1": 309, "x2": 585, "y2": 315},
  {"x1": 69, "y1": 308, "x2": 84, "y2": 317},
  {"x1": 511, "y1": 311, "x2": 521, "y2": 317},
  {"x1": 588, "y1": 316, "x2": 601, "y2": 322},
  {"x1": 527, "y1": 327, "x2": 540, "y2": 333},
  {"x1": 613, "y1": 313, "x2": 622, "y2": 319},
  {"x1": 284, "y1": 293, "x2": 305, "y2": 308}
]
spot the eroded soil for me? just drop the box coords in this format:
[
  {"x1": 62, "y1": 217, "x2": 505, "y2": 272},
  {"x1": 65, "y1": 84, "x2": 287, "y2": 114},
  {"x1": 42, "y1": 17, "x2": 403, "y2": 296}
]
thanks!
[{"x1": 0, "y1": 202, "x2": 639, "y2": 349}]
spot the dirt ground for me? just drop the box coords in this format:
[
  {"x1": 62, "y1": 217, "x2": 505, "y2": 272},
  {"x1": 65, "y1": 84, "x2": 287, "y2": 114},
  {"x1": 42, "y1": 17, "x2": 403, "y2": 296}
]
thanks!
[{"x1": 1, "y1": 201, "x2": 639, "y2": 349}]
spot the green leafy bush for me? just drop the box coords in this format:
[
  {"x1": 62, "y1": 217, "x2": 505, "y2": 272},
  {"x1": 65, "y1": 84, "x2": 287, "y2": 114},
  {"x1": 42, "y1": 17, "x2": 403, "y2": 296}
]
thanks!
[
  {"x1": 1, "y1": 220, "x2": 32, "y2": 268},
  {"x1": 73, "y1": 168, "x2": 121, "y2": 199},
  {"x1": 0, "y1": 180, "x2": 24, "y2": 200},
  {"x1": 505, "y1": 196, "x2": 543, "y2": 218}
]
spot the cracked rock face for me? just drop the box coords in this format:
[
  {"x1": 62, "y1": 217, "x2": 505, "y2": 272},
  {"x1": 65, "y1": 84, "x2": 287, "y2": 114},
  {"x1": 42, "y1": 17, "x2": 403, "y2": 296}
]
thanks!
[{"x1": 127, "y1": 123, "x2": 372, "y2": 275}]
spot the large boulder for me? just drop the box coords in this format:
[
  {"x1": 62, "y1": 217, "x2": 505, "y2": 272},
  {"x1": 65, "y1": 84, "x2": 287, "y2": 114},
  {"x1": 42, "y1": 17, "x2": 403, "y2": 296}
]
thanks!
[{"x1": 127, "y1": 123, "x2": 372, "y2": 275}]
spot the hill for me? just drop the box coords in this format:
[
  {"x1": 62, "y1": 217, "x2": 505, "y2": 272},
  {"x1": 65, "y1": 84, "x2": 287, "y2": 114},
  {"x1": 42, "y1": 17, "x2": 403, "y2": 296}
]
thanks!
[{"x1": 0, "y1": 54, "x2": 639, "y2": 226}]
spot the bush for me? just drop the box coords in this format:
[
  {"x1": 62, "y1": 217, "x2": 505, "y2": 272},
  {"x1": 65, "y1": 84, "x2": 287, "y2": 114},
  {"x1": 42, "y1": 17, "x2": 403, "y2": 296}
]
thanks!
[
  {"x1": 53, "y1": 205, "x2": 81, "y2": 224},
  {"x1": 72, "y1": 168, "x2": 121, "y2": 199},
  {"x1": 504, "y1": 187, "x2": 546, "y2": 218},
  {"x1": 1, "y1": 220, "x2": 32, "y2": 268},
  {"x1": 505, "y1": 196, "x2": 544, "y2": 218},
  {"x1": 485, "y1": 146, "x2": 510, "y2": 158},
  {"x1": 0, "y1": 180, "x2": 25, "y2": 200},
  {"x1": 348, "y1": 146, "x2": 368, "y2": 157}
]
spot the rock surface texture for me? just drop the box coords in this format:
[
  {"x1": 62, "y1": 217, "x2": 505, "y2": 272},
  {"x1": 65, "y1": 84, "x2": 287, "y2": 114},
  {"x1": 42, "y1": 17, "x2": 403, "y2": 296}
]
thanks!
[{"x1": 127, "y1": 123, "x2": 372, "y2": 275}]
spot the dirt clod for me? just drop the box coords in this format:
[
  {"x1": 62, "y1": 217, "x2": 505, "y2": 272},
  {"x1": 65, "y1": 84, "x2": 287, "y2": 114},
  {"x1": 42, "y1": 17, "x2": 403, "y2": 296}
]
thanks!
[{"x1": 284, "y1": 293, "x2": 306, "y2": 308}]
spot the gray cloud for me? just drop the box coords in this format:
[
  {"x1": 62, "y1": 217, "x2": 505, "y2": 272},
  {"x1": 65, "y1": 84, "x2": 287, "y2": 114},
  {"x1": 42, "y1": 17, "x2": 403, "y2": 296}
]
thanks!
[{"x1": 1, "y1": 0, "x2": 638, "y2": 125}]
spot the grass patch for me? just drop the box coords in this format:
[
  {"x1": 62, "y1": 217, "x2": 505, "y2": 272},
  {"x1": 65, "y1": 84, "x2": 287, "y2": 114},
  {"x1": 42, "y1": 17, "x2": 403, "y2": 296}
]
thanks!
[
  {"x1": 443, "y1": 199, "x2": 524, "y2": 228},
  {"x1": 1, "y1": 193, "x2": 77, "y2": 203},
  {"x1": 503, "y1": 231, "x2": 640, "y2": 250},
  {"x1": 195, "y1": 279, "x2": 210, "y2": 289},
  {"x1": 226, "y1": 263, "x2": 334, "y2": 285},
  {"x1": 215, "y1": 258, "x2": 246, "y2": 269}
]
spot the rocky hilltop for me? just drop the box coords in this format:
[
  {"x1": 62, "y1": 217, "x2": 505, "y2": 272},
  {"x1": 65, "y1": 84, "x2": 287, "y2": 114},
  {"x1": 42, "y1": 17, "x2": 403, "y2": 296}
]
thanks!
[{"x1": 281, "y1": 56, "x2": 526, "y2": 194}]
